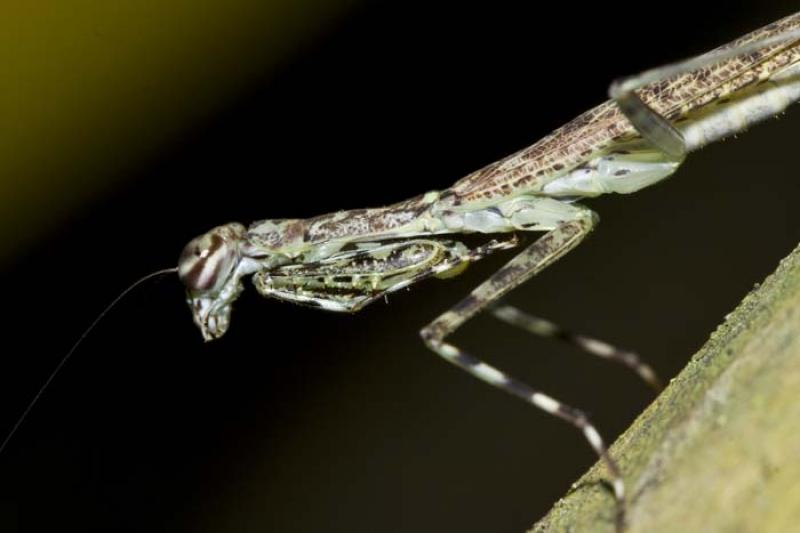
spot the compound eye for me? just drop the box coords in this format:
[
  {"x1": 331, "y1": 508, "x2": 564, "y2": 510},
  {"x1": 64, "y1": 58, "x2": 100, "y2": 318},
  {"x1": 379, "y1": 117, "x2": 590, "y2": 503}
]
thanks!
[{"x1": 178, "y1": 233, "x2": 231, "y2": 293}]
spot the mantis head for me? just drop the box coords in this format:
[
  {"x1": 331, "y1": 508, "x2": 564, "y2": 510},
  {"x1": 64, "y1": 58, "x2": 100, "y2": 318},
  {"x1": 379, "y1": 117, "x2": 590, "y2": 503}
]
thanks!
[{"x1": 178, "y1": 223, "x2": 249, "y2": 341}]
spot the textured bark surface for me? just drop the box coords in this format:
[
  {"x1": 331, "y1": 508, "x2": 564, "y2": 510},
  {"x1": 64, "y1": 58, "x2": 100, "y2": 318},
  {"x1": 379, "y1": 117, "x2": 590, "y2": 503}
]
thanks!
[{"x1": 531, "y1": 243, "x2": 800, "y2": 533}]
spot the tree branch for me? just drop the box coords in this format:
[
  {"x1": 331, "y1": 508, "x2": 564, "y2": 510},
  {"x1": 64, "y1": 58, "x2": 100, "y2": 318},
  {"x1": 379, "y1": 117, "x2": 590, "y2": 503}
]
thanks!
[{"x1": 531, "y1": 243, "x2": 800, "y2": 532}]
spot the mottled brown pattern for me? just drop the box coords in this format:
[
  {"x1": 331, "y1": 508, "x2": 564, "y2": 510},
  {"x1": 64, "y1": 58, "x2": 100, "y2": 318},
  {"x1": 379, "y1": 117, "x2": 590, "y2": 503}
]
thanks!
[
  {"x1": 447, "y1": 12, "x2": 800, "y2": 204},
  {"x1": 247, "y1": 195, "x2": 439, "y2": 251},
  {"x1": 247, "y1": 13, "x2": 800, "y2": 254},
  {"x1": 303, "y1": 193, "x2": 435, "y2": 244}
]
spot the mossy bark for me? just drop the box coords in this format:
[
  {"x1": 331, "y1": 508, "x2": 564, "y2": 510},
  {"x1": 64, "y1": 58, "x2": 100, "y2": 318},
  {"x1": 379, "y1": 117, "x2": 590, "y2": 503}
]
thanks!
[{"x1": 531, "y1": 243, "x2": 800, "y2": 533}]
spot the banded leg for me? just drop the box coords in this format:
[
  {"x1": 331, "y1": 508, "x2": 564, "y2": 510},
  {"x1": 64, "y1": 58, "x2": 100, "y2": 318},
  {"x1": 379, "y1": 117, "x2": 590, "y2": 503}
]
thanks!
[
  {"x1": 490, "y1": 304, "x2": 663, "y2": 391},
  {"x1": 420, "y1": 209, "x2": 627, "y2": 529}
]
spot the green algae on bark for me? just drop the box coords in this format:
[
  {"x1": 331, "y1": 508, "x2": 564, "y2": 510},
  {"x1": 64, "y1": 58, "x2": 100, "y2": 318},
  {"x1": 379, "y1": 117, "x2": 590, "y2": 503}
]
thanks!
[{"x1": 532, "y1": 243, "x2": 800, "y2": 533}]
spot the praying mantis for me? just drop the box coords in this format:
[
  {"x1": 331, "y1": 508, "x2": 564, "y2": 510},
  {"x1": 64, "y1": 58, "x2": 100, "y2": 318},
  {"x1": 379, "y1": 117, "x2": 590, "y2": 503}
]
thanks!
[
  {"x1": 174, "y1": 11, "x2": 800, "y2": 529},
  {"x1": 3, "y1": 7, "x2": 800, "y2": 533}
]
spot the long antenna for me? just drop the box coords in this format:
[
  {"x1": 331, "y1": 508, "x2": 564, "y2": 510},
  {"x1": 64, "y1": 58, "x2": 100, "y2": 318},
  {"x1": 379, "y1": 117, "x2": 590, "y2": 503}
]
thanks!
[{"x1": 0, "y1": 266, "x2": 179, "y2": 455}]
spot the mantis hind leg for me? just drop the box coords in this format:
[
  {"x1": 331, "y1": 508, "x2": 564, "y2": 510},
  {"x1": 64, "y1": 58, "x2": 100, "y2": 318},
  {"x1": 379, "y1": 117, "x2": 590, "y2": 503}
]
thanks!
[
  {"x1": 490, "y1": 304, "x2": 662, "y2": 391},
  {"x1": 420, "y1": 208, "x2": 627, "y2": 530}
]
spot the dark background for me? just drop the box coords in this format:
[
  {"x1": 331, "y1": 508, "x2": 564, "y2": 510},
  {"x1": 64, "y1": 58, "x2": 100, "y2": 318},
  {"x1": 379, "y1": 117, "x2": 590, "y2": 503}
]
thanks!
[{"x1": 1, "y1": 2, "x2": 798, "y2": 532}]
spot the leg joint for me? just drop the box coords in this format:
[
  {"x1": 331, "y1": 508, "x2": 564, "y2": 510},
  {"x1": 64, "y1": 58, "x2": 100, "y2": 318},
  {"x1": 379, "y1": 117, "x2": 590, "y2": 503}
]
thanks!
[{"x1": 420, "y1": 325, "x2": 441, "y2": 346}]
